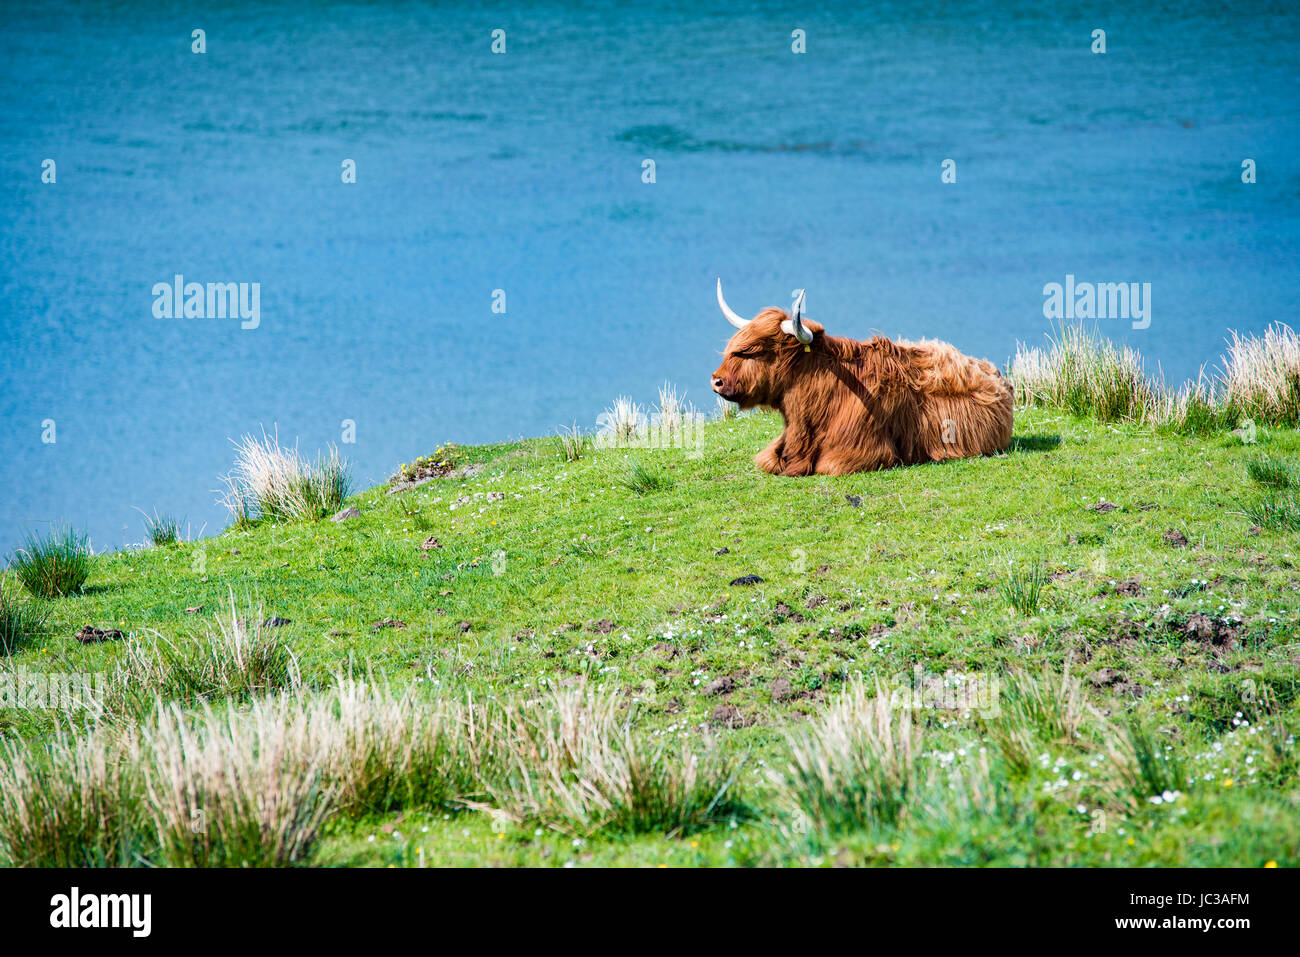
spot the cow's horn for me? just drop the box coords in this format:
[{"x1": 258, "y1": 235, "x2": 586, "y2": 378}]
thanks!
[
  {"x1": 716, "y1": 278, "x2": 749, "y2": 330},
  {"x1": 783, "y1": 288, "x2": 814, "y2": 344}
]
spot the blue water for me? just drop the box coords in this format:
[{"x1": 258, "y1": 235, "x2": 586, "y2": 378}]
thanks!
[{"x1": 2, "y1": 1, "x2": 1298, "y2": 557}]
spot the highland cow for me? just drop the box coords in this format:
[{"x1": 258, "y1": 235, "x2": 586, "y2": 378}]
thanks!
[{"x1": 711, "y1": 280, "x2": 1014, "y2": 476}]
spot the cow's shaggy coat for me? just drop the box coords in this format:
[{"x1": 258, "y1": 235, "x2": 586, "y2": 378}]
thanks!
[{"x1": 711, "y1": 307, "x2": 1014, "y2": 476}]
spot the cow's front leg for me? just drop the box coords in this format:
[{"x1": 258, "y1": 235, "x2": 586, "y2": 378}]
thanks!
[
  {"x1": 778, "y1": 455, "x2": 816, "y2": 476},
  {"x1": 765, "y1": 422, "x2": 817, "y2": 476},
  {"x1": 755, "y1": 433, "x2": 785, "y2": 474},
  {"x1": 815, "y1": 440, "x2": 895, "y2": 475}
]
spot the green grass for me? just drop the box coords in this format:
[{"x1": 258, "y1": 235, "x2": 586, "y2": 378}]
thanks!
[
  {"x1": 8, "y1": 526, "x2": 92, "y2": 598},
  {"x1": 271, "y1": 455, "x2": 349, "y2": 521},
  {"x1": 616, "y1": 459, "x2": 675, "y2": 494},
  {"x1": 137, "y1": 509, "x2": 183, "y2": 546},
  {"x1": 999, "y1": 562, "x2": 1048, "y2": 616},
  {"x1": 554, "y1": 424, "x2": 592, "y2": 463},
  {"x1": 1242, "y1": 454, "x2": 1300, "y2": 530},
  {"x1": 1242, "y1": 492, "x2": 1300, "y2": 532},
  {"x1": 218, "y1": 433, "x2": 352, "y2": 525},
  {"x1": 1118, "y1": 718, "x2": 1189, "y2": 804},
  {"x1": 105, "y1": 595, "x2": 301, "y2": 715},
  {"x1": 1246, "y1": 454, "x2": 1297, "y2": 490},
  {"x1": 775, "y1": 679, "x2": 919, "y2": 836},
  {"x1": 1, "y1": 407, "x2": 1297, "y2": 867},
  {"x1": 0, "y1": 575, "x2": 46, "y2": 655}
]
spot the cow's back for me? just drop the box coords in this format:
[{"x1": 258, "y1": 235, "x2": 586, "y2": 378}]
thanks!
[{"x1": 896, "y1": 338, "x2": 1014, "y2": 460}]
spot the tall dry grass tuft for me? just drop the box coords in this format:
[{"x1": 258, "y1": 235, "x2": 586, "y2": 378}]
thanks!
[
  {"x1": 1010, "y1": 325, "x2": 1155, "y2": 423},
  {"x1": 597, "y1": 395, "x2": 646, "y2": 443},
  {"x1": 304, "y1": 677, "x2": 488, "y2": 815},
  {"x1": 0, "y1": 680, "x2": 476, "y2": 867},
  {"x1": 141, "y1": 699, "x2": 334, "y2": 867},
  {"x1": 1220, "y1": 323, "x2": 1300, "y2": 426},
  {"x1": 554, "y1": 422, "x2": 592, "y2": 462},
  {"x1": 593, "y1": 385, "x2": 703, "y2": 452},
  {"x1": 1012, "y1": 322, "x2": 1300, "y2": 431},
  {"x1": 0, "y1": 732, "x2": 145, "y2": 867},
  {"x1": 773, "y1": 678, "x2": 920, "y2": 835},
  {"x1": 1147, "y1": 374, "x2": 1221, "y2": 435},
  {"x1": 653, "y1": 382, "x2": 687, "y2": 435},
  {"x1": 107, "y1": 592, "x2": 300, "y2": 714},
  {"x1": 0, "y1": 694, "x2": 332, "y2": 867},
  {"x1": 0, "y1": 682, "x2": 742, "y2": 865},
  {"x1": 217, "y1": 429, "x2": 351, "y2": 524},
  {"x1": 481, "y1": 688, "x2": 741, "y2": 835}
]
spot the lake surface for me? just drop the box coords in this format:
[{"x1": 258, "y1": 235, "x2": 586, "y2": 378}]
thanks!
[{"x1": 2, "y1": 0, "x2": 1297, "y2": 557}]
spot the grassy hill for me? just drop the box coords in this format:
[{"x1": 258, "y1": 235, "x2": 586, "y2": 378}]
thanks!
[{"x1": 1, "y1": 400, "x2": 1297, "y2": 867}]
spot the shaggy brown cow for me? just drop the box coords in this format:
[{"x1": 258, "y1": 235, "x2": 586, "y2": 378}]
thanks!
[{"x1": 711, "y1": 280, "x2": 1014, "y2": 476}]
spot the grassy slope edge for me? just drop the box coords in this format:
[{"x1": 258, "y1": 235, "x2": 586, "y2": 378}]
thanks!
[{"x1": 3, "y1": 407, "x2": 1298, "y2": 866}]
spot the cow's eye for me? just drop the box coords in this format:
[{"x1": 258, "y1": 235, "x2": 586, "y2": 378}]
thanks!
[{"x1": 735, "y1": 348, "x2": 764, "y2": 360}]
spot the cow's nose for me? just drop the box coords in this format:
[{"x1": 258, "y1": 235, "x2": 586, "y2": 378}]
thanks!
[{"x1": 712, "y1": 376, "x2": 724, "y2": 391}]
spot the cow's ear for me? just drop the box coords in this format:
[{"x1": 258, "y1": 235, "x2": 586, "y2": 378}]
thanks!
[{"x1": 781, "y1": 317, "x2": 824, "y2": 338}]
